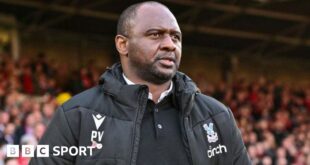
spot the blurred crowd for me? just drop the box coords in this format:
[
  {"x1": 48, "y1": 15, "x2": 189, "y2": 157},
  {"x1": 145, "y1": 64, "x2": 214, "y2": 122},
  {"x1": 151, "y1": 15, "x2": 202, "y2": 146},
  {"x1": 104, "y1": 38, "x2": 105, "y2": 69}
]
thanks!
[
  {"x1": 0, "y1": 54, "x2": 101, "y2": 165},
  {"x1": 0, "y1": 54, "x2": 309, "y2": 165},
  {"x1": 196, "y1": 75, "x2": 310, "y2": 165}
]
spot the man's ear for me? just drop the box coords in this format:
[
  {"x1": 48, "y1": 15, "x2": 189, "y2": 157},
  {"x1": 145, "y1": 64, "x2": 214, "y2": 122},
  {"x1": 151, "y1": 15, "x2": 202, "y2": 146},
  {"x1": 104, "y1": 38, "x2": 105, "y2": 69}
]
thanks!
[{"x1": 115, "y1": 35, "x2": 129, "y2": 57}]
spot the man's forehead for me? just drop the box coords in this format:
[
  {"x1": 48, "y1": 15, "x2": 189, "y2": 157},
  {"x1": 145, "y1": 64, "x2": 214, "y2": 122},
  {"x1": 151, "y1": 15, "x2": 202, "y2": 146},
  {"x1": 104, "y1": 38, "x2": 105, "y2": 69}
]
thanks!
[{"x1": 133, "y1": 3, "x2": 180, "y2": 32}]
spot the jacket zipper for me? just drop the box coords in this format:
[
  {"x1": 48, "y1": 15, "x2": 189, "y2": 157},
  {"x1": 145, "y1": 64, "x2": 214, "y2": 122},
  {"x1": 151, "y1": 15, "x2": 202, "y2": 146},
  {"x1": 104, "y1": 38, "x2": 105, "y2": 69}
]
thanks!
[
  {"x1": 130, "y1": 88, "x2": 148, "y2": 165},
  {"x1": 184, "y1": 116, "x2": 194, "y2": 165},
  {"x1": 183, "y1": 93, "x2": 196, "y2": 165}
]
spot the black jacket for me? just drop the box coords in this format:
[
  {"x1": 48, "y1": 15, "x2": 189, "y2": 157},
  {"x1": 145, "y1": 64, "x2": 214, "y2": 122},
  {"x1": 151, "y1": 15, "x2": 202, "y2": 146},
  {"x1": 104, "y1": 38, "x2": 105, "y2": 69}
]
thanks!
[{"x1": 30, "y1": 63, "x2": 251, "y2": 165}]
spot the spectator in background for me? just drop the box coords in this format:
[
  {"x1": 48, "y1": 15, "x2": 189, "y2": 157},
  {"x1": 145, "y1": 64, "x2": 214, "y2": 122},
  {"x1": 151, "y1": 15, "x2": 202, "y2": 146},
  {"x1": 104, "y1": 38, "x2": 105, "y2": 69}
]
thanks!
[
  {"x1": 33, "y1": 122, "x2": 46, "y2": 141},
  {"x1": 2, "y1": 123, "x2": 15, "y2": 144},
  {"x1": 31, "y1": 52, "x2": 50, "y2": 76},
  {"x1": 42, "y1": 103, "x2": 55, "y2": 125},
  {"x1": 13, "y1": 113, "x2": 31, "y2": 144},
  {"x1": 20, "y1": 65, "x2": 34, "y2": 94},
  {"x1": 0, "y1": 111, "x2": 9, "y2": 135},
  {"x1": 79, "y1": 67, "x2": 93, "y2": 89}
]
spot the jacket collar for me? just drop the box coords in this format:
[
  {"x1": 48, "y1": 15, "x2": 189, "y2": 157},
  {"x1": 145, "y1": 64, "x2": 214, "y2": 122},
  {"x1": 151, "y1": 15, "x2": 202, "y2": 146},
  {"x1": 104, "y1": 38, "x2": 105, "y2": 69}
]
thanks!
[
  {"x1": 99, "y1": 62, "x2": 199, "y2": 115},
  {"x1": 173, "y1": 71, "x2": 199, "y2": 116},
  {"x1": 99, "y1": 63, "x2": 146, "y2": 109}
]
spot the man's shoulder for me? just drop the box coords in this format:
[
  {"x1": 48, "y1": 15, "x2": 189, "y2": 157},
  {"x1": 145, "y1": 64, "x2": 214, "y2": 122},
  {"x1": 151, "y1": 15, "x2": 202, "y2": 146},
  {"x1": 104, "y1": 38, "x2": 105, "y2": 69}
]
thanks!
[
  {"x1": 194, "y1": 93, "x2": 229, "y2": 116},
  {"x1": 61, "y1": 86, "x2": 102, "y2": 111}
]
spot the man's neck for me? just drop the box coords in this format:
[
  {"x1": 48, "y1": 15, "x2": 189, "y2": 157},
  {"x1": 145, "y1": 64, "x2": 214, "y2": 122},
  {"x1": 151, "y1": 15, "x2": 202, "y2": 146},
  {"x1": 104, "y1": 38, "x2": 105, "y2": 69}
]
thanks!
[
  {"x1": 122, "y1": 73, "x2": 172, "y2": 103},
  {"x1": 146, "y1": 81, "x2": 171, "y2": 103}
]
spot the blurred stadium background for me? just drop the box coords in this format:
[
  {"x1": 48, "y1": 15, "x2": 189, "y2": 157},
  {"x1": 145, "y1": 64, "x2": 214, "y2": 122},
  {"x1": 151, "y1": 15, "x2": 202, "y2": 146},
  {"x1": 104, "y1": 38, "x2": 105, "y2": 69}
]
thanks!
[{"x1": 0, "y1": 0, "x2": 309, "y2": 164}]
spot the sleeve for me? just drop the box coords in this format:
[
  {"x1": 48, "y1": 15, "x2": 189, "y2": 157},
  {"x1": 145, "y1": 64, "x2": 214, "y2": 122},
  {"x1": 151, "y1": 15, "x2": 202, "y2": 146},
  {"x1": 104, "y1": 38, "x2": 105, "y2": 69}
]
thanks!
[
  {"x1": 29, "y1": 106, "x2": 77, "y2": 165},
  {"x1": 227, "y1": 108, "x2": 252, "y2": 165}
]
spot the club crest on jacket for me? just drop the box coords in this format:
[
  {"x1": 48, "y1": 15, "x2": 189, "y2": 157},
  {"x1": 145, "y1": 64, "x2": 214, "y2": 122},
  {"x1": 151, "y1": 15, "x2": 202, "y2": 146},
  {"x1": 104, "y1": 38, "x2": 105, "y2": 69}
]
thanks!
[{"x1": 203, "y1": 123, "x2": 218, "y2": 143}]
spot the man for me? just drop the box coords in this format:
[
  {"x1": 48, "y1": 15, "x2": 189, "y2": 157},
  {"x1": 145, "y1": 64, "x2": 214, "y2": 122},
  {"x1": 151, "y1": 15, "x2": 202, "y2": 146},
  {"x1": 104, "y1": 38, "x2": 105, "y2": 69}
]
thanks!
[{"x1": 30, "y1": 1, "x2": 251, "y2": 165}]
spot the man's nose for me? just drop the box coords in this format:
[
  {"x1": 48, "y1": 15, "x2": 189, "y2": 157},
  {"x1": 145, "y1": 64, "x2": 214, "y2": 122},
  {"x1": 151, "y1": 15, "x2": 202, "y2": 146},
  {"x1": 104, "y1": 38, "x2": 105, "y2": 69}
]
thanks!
[{"x1": 160, "y1": 35, "x2": 176, "y2": 51}]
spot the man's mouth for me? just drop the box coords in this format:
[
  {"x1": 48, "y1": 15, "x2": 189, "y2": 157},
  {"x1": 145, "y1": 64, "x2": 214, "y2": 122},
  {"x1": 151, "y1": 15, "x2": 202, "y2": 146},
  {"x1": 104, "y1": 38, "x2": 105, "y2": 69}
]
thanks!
[{"x1": 158, "y1": 57, "x2": 175, "y2": 67}]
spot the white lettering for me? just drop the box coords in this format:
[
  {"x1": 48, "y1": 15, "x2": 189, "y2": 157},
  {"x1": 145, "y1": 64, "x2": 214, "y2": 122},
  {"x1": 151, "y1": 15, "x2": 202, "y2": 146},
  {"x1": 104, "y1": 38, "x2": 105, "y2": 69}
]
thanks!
[
  {"x1": 220, "y1": 144, "x2": 227, "y2": 153},
  {"x1": 91, "y1": 130, "x2": 104, "y2": 142},
  {"x1": 37, "y1": 145, "x2": 49, "y2": 157},
  {"x1": 52, "y1": 146, "x2": 94, "y2": 156},
  {"x1": 207, "y1": 150, "x2": 213, "y2": 158},
  {"x1": 216, "y1": 146, "x2": 220, "y2": 154},
  {"x1": 22, "y1": 145, "x2": 34, "y2": 157},
  {"x1": 53, "y1": 146, "x2": 60, "y2": 156},
  {"x1": 98, "y1": 131, "x2": 104, "y2": 141},
  {"x1": 80, "y1": 146, "x2": 86, "y2": 156},
  {"x1": 91, "y1": 131, "x2": 97, "y2": 141},
  {"x1": 87, "y1": 146, "x2": 93, "y2": 156},
  {"x1": 8, "y1": 145, "x2": 95, "y2": 157},
  {"x1": 6, "y1": 145, "x2": 19, "y2": 157},
  {"x1": 69, "y1": 146, "x2": 78, "y2": 156},
  {"x1": 207, "y1": 144, "x2": 227, "y2": 158},
  {"x1": 61, "y1": 146, "x2": 69, "y2": 156}
]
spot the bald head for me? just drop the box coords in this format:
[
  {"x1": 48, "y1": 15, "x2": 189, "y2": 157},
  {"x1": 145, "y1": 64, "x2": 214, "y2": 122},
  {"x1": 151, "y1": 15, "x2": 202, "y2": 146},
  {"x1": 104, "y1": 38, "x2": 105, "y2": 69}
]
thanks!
[{"x1": 117, "y1": 1, "x2": 173, "y2": 37}]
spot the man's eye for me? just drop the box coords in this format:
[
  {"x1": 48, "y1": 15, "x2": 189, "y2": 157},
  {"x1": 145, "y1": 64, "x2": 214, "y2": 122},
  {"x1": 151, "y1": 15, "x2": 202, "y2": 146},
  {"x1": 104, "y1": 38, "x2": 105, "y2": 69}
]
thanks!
[
  {"x1": 171, "y1": 34, "x2": 181, "y2": 41},
  {"x1": 150, "y1": 33, "x2": 160, "y2": 38}
]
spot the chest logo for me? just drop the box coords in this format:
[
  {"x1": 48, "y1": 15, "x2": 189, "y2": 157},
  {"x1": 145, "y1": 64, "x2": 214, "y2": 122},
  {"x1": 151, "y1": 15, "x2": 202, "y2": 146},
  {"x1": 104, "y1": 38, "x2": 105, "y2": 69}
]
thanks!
[
  {"x1": 203, "y1": 123, "x2": 218, "y2": 143},
  {"x1": 92, "y1": 114, "x2": 106, "y2": 130},
  {"x1": 90, "y1": 114, "x2": 106, "y2": 149}
]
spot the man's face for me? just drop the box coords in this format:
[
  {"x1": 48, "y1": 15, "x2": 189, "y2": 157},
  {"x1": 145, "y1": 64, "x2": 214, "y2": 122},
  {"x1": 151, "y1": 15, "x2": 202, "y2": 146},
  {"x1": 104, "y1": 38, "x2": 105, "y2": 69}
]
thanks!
[{"x1": 126, "y1": 4, "x2": 182, "y2": 84}]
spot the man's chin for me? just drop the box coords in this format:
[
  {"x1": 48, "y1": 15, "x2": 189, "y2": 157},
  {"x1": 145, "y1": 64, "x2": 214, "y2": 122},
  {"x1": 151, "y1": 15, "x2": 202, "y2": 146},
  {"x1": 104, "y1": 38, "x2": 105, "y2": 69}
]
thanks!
[
  {"x1": 144, "y1": 64, "x2": 177, "y2": 84},
  {"x1": 155, "y1": 69, "x2": 176, "y2": 81}
]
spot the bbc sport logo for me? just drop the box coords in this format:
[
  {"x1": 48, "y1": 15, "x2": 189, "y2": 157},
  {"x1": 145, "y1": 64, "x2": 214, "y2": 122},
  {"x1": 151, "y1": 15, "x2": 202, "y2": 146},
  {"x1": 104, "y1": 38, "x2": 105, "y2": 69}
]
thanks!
[{"x1": 6, "y1": 145, "x2": 94, "y2": 157}]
